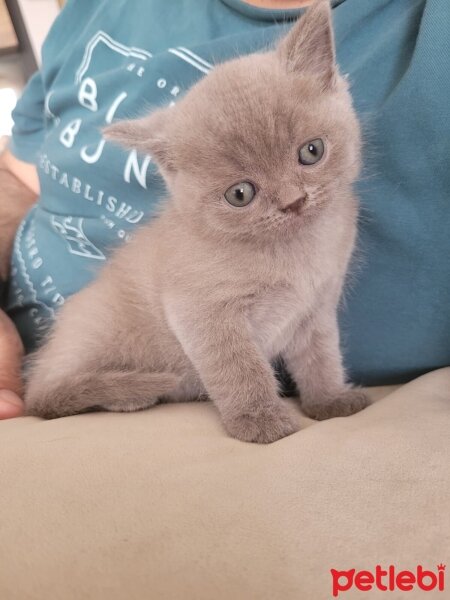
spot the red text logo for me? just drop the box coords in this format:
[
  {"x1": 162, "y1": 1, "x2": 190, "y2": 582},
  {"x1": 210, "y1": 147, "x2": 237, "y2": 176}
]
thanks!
[{"x1": 331, "y1": 564, "x2": 445, "y2": 597}]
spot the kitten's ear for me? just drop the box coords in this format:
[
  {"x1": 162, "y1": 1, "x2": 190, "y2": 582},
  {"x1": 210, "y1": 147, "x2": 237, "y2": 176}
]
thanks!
[
  {"x1": 103, "y1": 108, "x2": 175, "y2": 174},
  {"x1": 277, "y1": 0, "x2": 336, "y2": 89}
]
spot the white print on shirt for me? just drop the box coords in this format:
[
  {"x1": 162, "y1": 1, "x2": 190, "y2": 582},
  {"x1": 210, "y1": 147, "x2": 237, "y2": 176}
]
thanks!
[
  {"x1": 36, "y1": 35, "x2": 212, "y2": 272},
  {"x1": 75, "y1": 31, "x2": 152, "y2": 84},
  {"x1": 54, "y1": 30, "x2": 155, "y2": 193},
  {"x1": 59, "y1": 91, "x2": 127, "y2": 155},
  {"x1": 167, "y1": 47, "x2": 213, "y2": 74},
  {"x1": 55, "y1": 32, "x2": 213, "y2": 185},
  {"x1": 11, "y1": 213, "x2": 63, "y2": 333},
  {"x1": 51, "y1": 216, "x2": 106, "y2": 261},
  {"x1": 39, "y1": 154, "x2": 145, "y2": 226},
  {"x1": 13, "y1": 35, "x2": 214, "y2": 331},
  {"x1": 80, "y1": 90, "x2": 129, "y2": 164},
  {"x1": 44, "y1": 91, "x2": 60, "y2": 126},
  {"x1": 99, "y1": 214, "x2": 131, "y2": 242},
  {"x1": 78, "y1": 77, "x2": 99, "y2": 112}
]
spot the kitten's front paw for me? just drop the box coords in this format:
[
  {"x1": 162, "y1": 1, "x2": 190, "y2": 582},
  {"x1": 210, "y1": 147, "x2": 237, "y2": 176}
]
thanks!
[
  {"x1": 224, "y1": 403, "x2": 299, "y2": 444},
  {"x1": 302, "y1": 388, "x2": 371, "y2": 421}
]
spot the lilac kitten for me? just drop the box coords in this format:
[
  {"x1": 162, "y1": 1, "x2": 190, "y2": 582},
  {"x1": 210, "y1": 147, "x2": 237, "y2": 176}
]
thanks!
[{"x1": 25, "y1": 0, "x2": 370, "y2": 443}]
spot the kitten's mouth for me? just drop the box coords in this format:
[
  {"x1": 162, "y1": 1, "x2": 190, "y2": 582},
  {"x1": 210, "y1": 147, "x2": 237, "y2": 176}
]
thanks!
[{"x1": 279, "y1": 195, "x2": 307, "y2": 216}]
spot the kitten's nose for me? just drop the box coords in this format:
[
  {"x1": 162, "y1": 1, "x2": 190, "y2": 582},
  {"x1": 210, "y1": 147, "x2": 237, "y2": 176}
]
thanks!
[{"x1": 280, "y1": 195, "x2": 307, "y2": 214}]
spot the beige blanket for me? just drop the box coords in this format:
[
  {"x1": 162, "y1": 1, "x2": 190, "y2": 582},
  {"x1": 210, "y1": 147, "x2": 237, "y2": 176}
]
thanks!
[{"x1": 1, "y1": 368, "x2": 449, "y2": 599}]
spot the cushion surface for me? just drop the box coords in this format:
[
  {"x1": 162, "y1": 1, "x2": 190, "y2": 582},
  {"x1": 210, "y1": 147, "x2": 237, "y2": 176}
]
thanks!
[{"x1": 0, "y1": 368, "x2": 449, "y2": 599}]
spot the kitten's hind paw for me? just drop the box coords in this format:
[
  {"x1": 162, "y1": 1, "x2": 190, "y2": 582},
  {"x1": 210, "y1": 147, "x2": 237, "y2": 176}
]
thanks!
[
  {"x1": 25, "y1": 370, "x2": 181, "y2": 419},
  {"x1": 224, "y1": 402, "x2": 299, "y2": 444},
  {"x1": 301, "y1": 388, "x2": 371, "y2": 421}
]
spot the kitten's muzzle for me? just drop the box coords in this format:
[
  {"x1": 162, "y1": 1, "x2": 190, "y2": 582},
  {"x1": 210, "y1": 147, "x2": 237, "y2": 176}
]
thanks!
[{"x1": 279, "y1": 195, "x2": 307, "y2": 215}]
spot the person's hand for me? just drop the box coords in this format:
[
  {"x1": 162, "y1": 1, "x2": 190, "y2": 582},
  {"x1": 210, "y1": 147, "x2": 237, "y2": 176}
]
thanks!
[{"x1": 0, "y1": 309, "x2": 25, "y2": 419}]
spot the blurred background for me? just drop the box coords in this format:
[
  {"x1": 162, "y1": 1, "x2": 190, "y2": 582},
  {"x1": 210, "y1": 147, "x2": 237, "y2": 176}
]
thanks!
[{"x1": 0, "y1": 0, "x2": 63, "y2": 145}]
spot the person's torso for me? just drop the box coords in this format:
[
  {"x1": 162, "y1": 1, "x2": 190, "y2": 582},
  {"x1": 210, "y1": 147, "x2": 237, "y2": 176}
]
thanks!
[{"x1": 8, "y1": 0, "x2": 450, "y2": 386}]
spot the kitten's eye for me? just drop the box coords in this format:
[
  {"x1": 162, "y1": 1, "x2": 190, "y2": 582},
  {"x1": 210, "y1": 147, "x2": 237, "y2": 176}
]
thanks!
[
  {"x1": 224, "y1": 181, "x2": 256, "y2": 207},
  {"x1": 298, "y1": 138, "x2": 325, "y2": 166}
]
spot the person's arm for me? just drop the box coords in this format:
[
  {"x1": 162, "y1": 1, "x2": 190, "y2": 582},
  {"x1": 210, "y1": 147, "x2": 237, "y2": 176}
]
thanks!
[
  {"x1": 0, "y1": 149, "x2": 39, "y2": 418},
  {"x1": 0, "y1": 149, "x2": 39, "y2": 280},
  {"x1": 0, "y1": 0, "x2": 96, "y2": 419}
]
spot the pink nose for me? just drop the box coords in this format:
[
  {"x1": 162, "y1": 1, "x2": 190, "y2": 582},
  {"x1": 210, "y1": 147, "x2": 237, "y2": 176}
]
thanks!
[{"x1": 280, "y1": 196, "x2": 306, "y2": 214}]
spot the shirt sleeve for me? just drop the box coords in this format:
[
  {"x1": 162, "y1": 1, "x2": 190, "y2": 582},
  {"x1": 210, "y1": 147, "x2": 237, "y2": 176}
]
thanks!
[
  {"x1": 8, "y1": 71, "x2": 46, "y2": 164},
  {"x1": 9, "y1": 0, "x2": 97, "y2": 164}
]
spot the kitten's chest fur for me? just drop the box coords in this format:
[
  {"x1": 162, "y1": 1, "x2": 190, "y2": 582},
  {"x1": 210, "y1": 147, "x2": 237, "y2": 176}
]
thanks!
[
  {"x1": 157, "y1": 207, "x2": 355, "y2": 361},
  {"x1": 246, "y1": 284, "x2": 305, "y2": 358},
  {"x1": 244, "y1": 247, "x2": 336, "y2": 358},
  {"x1": 125, "y1": 199, "x2": 356, "y2": 369}
]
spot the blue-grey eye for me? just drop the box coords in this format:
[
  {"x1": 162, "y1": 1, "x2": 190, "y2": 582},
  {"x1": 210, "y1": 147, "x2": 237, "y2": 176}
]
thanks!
[
  {"x1": 224, "y1": 181, "x2": 256, "y2": 207},
  {"x1": 298, "y1": 138, "x2": 325, "y2": 165}
]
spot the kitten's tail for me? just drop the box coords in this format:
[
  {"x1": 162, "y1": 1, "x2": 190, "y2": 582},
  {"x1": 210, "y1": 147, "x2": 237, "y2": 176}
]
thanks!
[{"x1": 25, "y1": 370, "x2": 181, "y2": 419}]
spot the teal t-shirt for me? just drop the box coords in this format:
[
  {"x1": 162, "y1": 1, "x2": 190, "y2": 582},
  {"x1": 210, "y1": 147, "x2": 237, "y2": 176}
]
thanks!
[{"x1": 7, "y1": 0, "x2": 450, "y2": 385}]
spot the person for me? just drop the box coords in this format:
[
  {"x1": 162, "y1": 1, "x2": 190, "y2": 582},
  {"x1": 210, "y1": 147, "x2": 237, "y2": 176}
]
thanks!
[{"x1": 0, "y1": 0, "x2": 449, "y2": 419}]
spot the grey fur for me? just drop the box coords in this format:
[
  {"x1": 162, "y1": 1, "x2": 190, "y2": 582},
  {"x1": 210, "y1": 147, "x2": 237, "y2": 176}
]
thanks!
[{"x1": 25, "y1": 0, "x2": 371, "y2": 442}]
